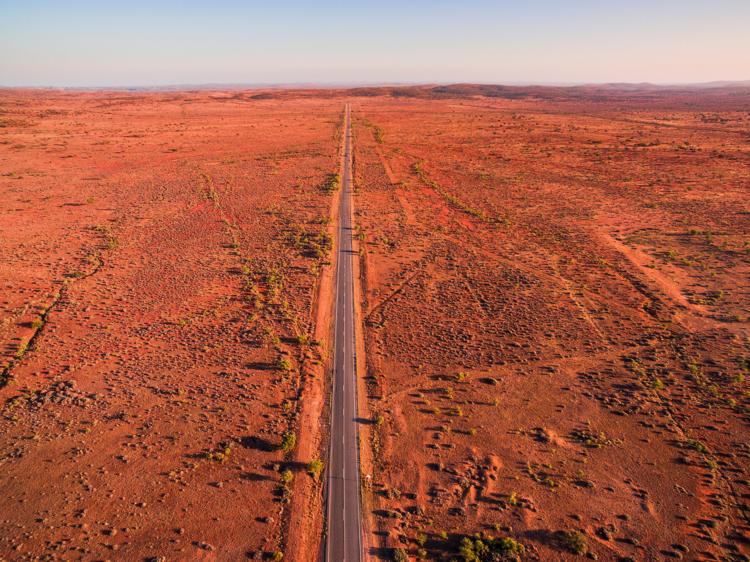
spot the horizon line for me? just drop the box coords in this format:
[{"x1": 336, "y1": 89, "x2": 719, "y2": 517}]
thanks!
[{"x1": 3, "y1": 79, "x2": 750, "y2": 92}]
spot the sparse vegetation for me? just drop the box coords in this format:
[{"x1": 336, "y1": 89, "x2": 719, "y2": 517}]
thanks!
[
  {"x1": 307, "y1": 459, "x2": 324, "y2": 476},
  {"x1": 278, "y1": 432, "x2": 296, "y2": 453},
  {"x1": 321, "y1": 172, "x2": 340, "y2": 193},
  {"x1": 560, "y1": 530, "x2": 588, "y2": 555}
]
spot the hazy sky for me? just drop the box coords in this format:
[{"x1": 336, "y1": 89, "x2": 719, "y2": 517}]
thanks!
[{"x1": 1, "y1": 0, "x2": 749, "y2": 87}]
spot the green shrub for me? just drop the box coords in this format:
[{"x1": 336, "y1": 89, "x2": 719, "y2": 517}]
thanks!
[
  {"x1": 497, "y1": 537, "x2": 525, "y2": 556},
  {"x1": 561, "y1": 530, "x2": 588, "y2": 555},
  {"x1": 278, "y1": 432, "x2": 296, "y2": 453},
  {"x1": 458, "y1": 537, "x2": 492, "y2": 562},
  {"x1": 307, "y1": 459, "x2": 324, "y2": 476},
  {"x1": 321, "y1": 173, "x2": 340, "y2": 194},
  {"x1": 14, "y1": 343, "x2": 28, "y2": 359}
]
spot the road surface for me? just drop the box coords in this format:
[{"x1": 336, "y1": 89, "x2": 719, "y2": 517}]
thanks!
[{"x1": 327, "y1": 104, "x2": 363, "y2": 562}]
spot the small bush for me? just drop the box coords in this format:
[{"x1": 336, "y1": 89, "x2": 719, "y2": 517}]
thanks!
[
  {"x1": 321, "y1": 173, "x2": 341, "y2": 194},
  {"x1": 497, "y1": 537, "x2": 526, "y2": 556},
  {"x1": 561, "y1": 530, "x2": 588, "y2": 555},
  {"x1": 392, "y1": 547, "x2": 408, "y2": 562},
  {"x1": 14, "y1": 343, "x2": 28, "y2": 359},
  {"x1": 278, "y1": 432, "x2": 296, "y2": 453},
  {"x1": 307, "y1": 459, "x2": 324, "y2": 476}
]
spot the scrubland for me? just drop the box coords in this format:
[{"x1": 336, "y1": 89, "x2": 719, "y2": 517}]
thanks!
[
  {"x1": 2, "y1": 85, "x2": 750, "y2": 562},
  {"x1": 0, "y1": 90, "x2": 343, "y2": 561},
  {"x1": 352, "y1": 92, "x2": 750, "y2": 562}
]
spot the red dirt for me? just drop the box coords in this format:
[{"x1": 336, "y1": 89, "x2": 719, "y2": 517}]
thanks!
[
  {"x1": 0, "y1": 90, "x2": 344, "y2": 561},
  {"x1": 351, "y1": 94, "x2": 750, "y2": 561},
  {"x1": 3, "y1": 85, "x2": 750, "y2": 562}
]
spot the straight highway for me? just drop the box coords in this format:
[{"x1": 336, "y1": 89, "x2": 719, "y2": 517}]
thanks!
[{"x1": 326, "y1": 103, "x2": 363, "y2": 562}]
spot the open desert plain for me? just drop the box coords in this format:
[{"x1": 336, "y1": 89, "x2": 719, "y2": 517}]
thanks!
[
  {"x1": 349, "y1": 86, "x2": 750, "y2": 562},
  {"x1": 0, "y1": 89, "x2": 347, "y2": 561},
  {"x1": 1, "y1": 85, "x2": 750, "y2": 562}
]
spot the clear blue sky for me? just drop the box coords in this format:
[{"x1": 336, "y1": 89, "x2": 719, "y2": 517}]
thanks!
[{"x1": 1, "y1": 0, "x2": 749, "y2": 87}]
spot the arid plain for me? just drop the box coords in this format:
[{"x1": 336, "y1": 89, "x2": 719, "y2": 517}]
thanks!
[
  {"x1": 0, "y1": 90, "x2": 344, "y2": 561},
  {"x1": 2, "y1": 85, "x2": 750, "y2": 561}
]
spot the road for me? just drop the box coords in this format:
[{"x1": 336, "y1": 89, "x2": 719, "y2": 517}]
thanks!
[{"x1": 326, "y1": 103, "x2": 363, "y2": 562}]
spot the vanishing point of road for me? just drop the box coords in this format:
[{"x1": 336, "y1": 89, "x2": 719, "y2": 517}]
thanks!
[{"x1": 327, "y1": 103, "x2": 363, "y2": 562}]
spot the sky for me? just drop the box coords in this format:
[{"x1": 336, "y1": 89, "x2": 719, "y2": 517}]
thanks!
[{"x1": 1, "y1": 0, "x2": 749, "y2": 87}]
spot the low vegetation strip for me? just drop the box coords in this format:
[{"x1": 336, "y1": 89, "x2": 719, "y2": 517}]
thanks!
[
  {"x1": 321, "y1": 172, "x2": 341, "y2": 194},
  {"x1": 413, "y1": 162, "x2": 501, "y2": 226},
  {"x1": 1, "y1": 256, "x2": 105, "y2": 388}
]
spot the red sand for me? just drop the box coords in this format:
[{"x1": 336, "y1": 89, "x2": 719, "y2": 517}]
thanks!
[
  {"x1": 0, "y1": 90, "x2": 343, "y2": 561},
  {"x1": 2, "y1": 86, "x2": 750, "y2": 562},
  {"x1": 351, "y1": 94, "x2": 750, "y2": 561}
]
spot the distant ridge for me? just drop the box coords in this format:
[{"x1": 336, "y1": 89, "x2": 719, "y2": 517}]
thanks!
[
  {"x1": 0, "y1": 82, "x2": 418, "y2": 92},
  {"x1": 2, "y1": 81, "x2": 749, "y2": 105},
  {"x1": 590, "y1": 80, "x2": 750, "y2": 90},
  {"x1": 1, "y1": 80, "x2": 749, "y2": 93}
]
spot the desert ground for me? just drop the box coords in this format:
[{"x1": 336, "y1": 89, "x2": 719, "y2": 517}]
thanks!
[
  {"x1": 1, "y1": 85, "x2": 750, "y2": 562},
  {"x1": 350, "y1": 88, "x2": 750, "y2": 561},
  {"x1": 0, "y1": 90, "x2": 344, "y2": 561}
]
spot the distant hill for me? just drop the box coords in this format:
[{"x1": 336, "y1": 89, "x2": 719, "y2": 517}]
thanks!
[
  {"x1": 590, "y1": 80, "x2": 750, "y2": 90},
  {"x1": 2, "y1": 81, "x2": 749, "y2": 99}
]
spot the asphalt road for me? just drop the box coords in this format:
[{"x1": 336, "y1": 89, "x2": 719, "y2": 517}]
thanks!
[{"x1": 327, "y1": 104, "x2": 363, "y2": 562}]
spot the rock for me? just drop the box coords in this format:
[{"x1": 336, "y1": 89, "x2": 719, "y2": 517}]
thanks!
[{"x1": 598, "y1": 527, "x2": 612, "y2": 541}]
